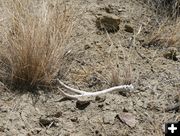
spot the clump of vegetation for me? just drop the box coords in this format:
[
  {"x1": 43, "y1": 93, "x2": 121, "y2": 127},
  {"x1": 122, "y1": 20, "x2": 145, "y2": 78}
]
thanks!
[
  {"x1": 0, "y1": 0, "x2": 72, "y2": 90},
  {"x1": 144, "y1": 0, "x2": 180, "y2": 18},
  {"x1": 142, "y1": 0, "x2": 180, "y2": 51},
  {"x1": 145, "y1": 20, "x2": 180, "y2": 47}
]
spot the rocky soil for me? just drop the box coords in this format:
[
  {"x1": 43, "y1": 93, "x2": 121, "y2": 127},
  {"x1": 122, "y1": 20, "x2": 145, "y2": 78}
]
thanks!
[{"x1": 0, "y1": 0, "x2": 180, "y2": 136}]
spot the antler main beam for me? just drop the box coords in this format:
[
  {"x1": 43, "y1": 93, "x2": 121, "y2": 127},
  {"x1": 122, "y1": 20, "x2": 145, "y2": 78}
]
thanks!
[{"x1": 57, "y1": 79, "x2": 134, "y2": 99}]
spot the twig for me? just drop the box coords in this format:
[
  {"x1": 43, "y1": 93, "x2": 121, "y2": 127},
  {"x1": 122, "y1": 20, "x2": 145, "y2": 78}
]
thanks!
[
  {"x1": 47, "y1": 121, "x2": 54, "y2": 129},
  {"x1": 106, "y1": 30, "x2": 114, "y2": 54}
]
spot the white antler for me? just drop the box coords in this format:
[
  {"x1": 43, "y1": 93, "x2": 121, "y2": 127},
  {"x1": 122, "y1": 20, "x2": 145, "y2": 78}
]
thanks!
[{"x1": 57, "y1": 79, "x2": 134, "y2": 99}]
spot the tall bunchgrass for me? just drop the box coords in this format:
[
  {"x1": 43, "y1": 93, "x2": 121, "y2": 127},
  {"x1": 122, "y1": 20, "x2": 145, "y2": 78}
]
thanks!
[{"x1": 0, "y1": 0, "x2": 72, "y2": 90}]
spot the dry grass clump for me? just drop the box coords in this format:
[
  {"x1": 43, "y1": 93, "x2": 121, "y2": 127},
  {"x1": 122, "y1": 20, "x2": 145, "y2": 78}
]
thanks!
[
  {"x1": 111, "y1": 62, "x2": 132, "y2": 86},
  {"x1": 110, "y1": 47, "x2": 133, "y2": 87},
  {"x1": 0, "y1": 0, "x2": 72, "y2": 89},
  {"x1": 145, "y1": 20, "x2": 180, "y2": 49},
  {"x1": 144, "y1": 0, "x2": 180, "y2": 18},
  {"x1": 142, "y1": 0, "x2": 180, "y2": 50}
]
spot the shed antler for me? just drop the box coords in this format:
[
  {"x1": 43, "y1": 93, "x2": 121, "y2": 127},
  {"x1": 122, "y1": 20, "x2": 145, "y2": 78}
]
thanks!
[{"x1": 57, "y1": 79, "x2": 134, "y2": 99}]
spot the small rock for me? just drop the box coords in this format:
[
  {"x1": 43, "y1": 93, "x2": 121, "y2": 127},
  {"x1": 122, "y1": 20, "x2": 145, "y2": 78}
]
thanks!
[
  {"x1": 95, "y1": 129, "x2": 104, "y2": 136},
  {"x1": 96, "y1": 31, "x2": 103, "y2": 35},
  {"x1": 103, "y1": 112, "x2": 117, "y2": 124},
  {"x1": 84, "y1": 44, "x2": 91, "y2": 50},
  {"x1": 39, "y1": 116, "x2": 59, "y2": 127},
  {"x1": 76, "y1": 100, "x2": 90, "y2": 110},
  {"x1": 103, "y1": 106, "x2": 111, "y2": 111},
  {"x1": 122, "y1": 108, "x2": 129, "y2": 112},
  {"x1": 164, "y1": 47, "x2": 178, "y2": 61},
  {"x1": 124, "y1": 24, "x2": 134, "y2": 33},
  {"x1": 118, "y1": 8, "x2": 125, "y2": 12},
  {"x1": 118, "y1": 112, "x2": 137, "y2": 128},
  {"x1": 96, "y1": 12, "x2": 120, "y2": 33},
  {"x1": 70, "y1": 117, "x2": 78, "y2": 122},
  {"x1": 104, "y1": 5, "x2": 113, "y2": 13},
  {"x1": 46, "y1": 111, "x2": 62, "y2": 118},
  {"x1": 46, "y1": 130, "x2": 53, "y2": 135},
  {"x1": 0, "y1": 126, "x2": 5, "y2": 132},
  {"x1": 98, "y1": 104, "x2": 104, "y2": 108},
  {"x1": 95, "y1": 95, "x2": 106, "y2": 102},
  {"x1": 52, "y1": 111, "x2": 62, "y2": 118},
  {"x1": 0, "y1": 107, "x2": 8, "y2": 112},
  {"x1": 31, "y1": 128, "x2": 42, "y2": 135},
  {"x1": 95, "y1": 41, "x2": 103, "y2": 49}
]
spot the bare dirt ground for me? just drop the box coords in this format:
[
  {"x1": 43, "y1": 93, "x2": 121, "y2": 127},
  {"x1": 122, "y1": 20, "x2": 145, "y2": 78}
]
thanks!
[{"x1": 0, "y1": 0, "x2": 180, "y2": 136}]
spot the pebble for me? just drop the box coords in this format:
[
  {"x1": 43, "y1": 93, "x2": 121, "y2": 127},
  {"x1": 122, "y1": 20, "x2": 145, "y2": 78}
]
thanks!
[
  {"x1": 124, "y1": 24, "x2": 134, "y2": 33},
  {"x1": 103, "y1": 112, "x2": 117, "y2": 124},
  {"x1": 39, "y1": 116, "x2": 59, "y2": 127},
  {"x1": 76, "y1": 100, "x2": 90, "y2": 110}
]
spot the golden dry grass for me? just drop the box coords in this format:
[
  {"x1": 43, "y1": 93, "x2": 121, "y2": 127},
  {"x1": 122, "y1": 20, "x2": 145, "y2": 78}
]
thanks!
[
  {"x1": 110, "y1": 46, "x2": 133, "y2": 87},
  {"x1": 0, "y1": 0, "x2": 72, "y2": 89},
  {"x1": 146, "y1": 20, "x2": 180, "y2": 49}
]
